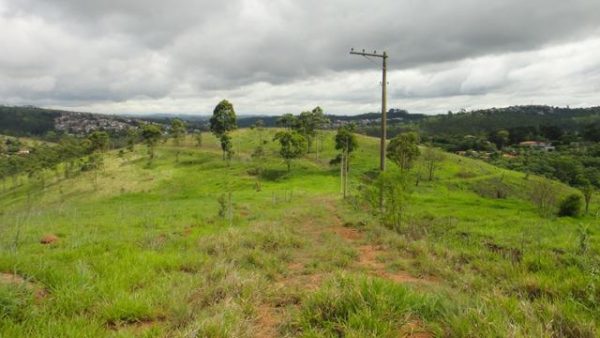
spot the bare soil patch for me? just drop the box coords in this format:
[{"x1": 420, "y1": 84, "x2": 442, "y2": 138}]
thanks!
[
  {"x1": 40, "y1": 234, "x2": 59, "y2": 244},
  {"x1": 400, "y1": 320, "x2": 434, "y2": 338},
  {"x1": 0, "y1": 272, "x2": 48, "y2": 300},
  {"x1": 106, "y1": 318, "x2": 161, "y2": 333}
]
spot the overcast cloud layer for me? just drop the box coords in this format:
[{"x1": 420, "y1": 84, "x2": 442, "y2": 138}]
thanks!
[{"x1": 1, "y1": 0, "x2": 600, "y2": 115}]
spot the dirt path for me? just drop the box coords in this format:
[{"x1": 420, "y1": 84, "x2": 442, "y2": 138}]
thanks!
[{"x1": 253, "y1": 197, "x2": 431, "y2": 337}]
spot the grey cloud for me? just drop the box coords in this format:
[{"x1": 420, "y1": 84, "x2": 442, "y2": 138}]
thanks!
[{"x1": 1, "y1": 0, "x2": 600, "y2": 113}]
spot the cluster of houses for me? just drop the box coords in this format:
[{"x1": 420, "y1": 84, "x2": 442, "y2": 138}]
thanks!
[
  {"x1": 456, "y1": 140, "x2": 556, "y2": 160},
  {"x1": 54, "y1": 113, "x2": 137, "y2": 135}
]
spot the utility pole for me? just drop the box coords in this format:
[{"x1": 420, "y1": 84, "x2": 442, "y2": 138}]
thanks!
[{"x1": 350, "y1": 48, "x2": 388, "y2": 171}]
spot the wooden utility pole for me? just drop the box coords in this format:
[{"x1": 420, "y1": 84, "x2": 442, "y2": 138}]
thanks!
[{"x1": 349, "y1": 48, "x2": 388, "y2": 171}]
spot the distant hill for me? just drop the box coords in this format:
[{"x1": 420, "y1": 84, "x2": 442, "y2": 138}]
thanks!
[
  {"x1": 0, "y1": 106, "x2": 60, "y2": 136},
  {"x1": 3, "y1": 104, "x2": 600, "y2": 140},
  {"x1": 0, "y1": 106, "x2": 142, "y2": 136},
  {"x1": 419, "y1": 105, "x2": 600, "y2": 136}
]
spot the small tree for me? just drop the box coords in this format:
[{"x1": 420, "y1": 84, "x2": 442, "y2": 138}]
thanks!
[
  {"x1": 141, "y1": 124, "x2": 162, "y2": 163},
  {"x1": 364, "y1": 171, "x2": 411, "y2": 231},
  {"x1": 195, "y1": 131, "x2": 203, "y2": 147},
  {"x1": 276, "y1": 113, "x2": 297, "y2": 130},
  {"x1": 387, "y1": 132, "x2": 420, "y2": 172},
  {"x1": 489, "y1": 130, "x2": 510, "y2": 150},
  {"x1": 251, "y1": 144, "x2": 266, "y2": 191},
  {"x1": 220, "y1": 133, "x2": 234, "y2": 161},
  {"x1": 126, "y1": 128, "x2": 138, "y2": 152},
  {"x1": 170, "y1": 118, "x2": 186, "y2": 146},
  {"x1": 296, "y1": 106, "x2": 329, "y2": 153},
  {"x1": 530, "y1": 179, "x2": 558, "y2": 217},
  {"x1": 251, "y1": 119, "x2": 266, "y2": 144},
  {"x1": 273, "y1": 131, "x2": 307, "y2": 171},
  {"x1": 210, "y1": 100, "x2": 237, "y2": 160},
  {"x1": 580, "y1": 183, "x2": 594, "y2": 215},
  {"x1": 88, "y1": 131, "x2": 110, "y2": 153},
  {"x1": 332, "y1": 125, "x2": 358, "y2": 198},
  {"x1": 558, "y1": 193, "x2": 583, "y2": 217},
  {"x1": 422, "y1": 147, "x2": 445, "y2": 181}
]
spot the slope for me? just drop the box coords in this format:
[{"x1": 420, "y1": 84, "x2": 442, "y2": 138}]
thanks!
[{"x1": 0, "y1": 129, "x2": 598, "y2": 337}]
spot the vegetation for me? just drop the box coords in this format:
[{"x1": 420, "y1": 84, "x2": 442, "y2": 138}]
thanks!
[
  {"x1": 210, "y1": 100, "x2": 237, "y2": 160},
  {"x1": 386, "y1": 132, "x2": 420, "y2": 172},
  {"x1": 558, "y1": 193, "x2": 583, "y2": 217},
  {"x1": 273, "y1": 131, "x2": 307, "y2": 171},
  {"x1": 0, "y1": 108, "x2": 599, "y2": 337}
]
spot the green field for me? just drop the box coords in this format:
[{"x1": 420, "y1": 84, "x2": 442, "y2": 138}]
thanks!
[{"x1": 0, "y1": 129, "x2": 598, "y2": 337}]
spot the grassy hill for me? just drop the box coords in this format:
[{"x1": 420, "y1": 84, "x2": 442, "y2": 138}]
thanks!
[{"x1": 0, "y1": 129, "x2": 598, "y2": 337}]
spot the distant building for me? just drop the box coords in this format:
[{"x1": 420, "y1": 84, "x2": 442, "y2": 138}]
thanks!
[{"x1": 518, "y1": 141, "x2": 555, "y2": 152}]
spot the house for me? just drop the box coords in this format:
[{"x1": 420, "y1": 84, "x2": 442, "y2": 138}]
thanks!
[{"x1": 518, "y1": 141, "x2": 555, "y2": 152}]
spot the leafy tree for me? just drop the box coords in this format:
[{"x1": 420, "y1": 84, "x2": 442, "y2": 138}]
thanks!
[
  {"x1": 296, "y1": 106, "x2": 329, "y2": 152},
  {"x1": 88, "y1": 131, "x2": 110, "y2": 153},
  {"x1": 331, "y1": 125, "x2": 358, "y2": 165},
  {"x1": 126, "y1": 128, "x2": 138, "y2": 152},
  {"x1": 273, "y1": 131, "x2": 307, "y2": 171},
  {"x1": 141, "y1": 124, "x2": 162, "y2": 162},
  {"x1": 170, "y1": 118, "x2": 186, "y2": 146},
  {"x1": 276, "y1": 113, "x2": 298, "y2": 130},
  {"x1": 583, "y1": 122, "x2": 600, "y2": 142},
  {"x1": 386, "y1": 132, "x2": 420, "y2": 172},
  {"x1": 489, "y1": 130, "x2": 510, "y2": 149},
  {"x1": 550, "y1": 156, "x2": 585, "y2": 186},
  {"x1": 363, "y1": 171, "x2": 411, "y2": 231},
  {"x1": 332, "y1": 124, "x2": 358, "y2": 198},
  {"x1": 558, "y1": 193, "x2": 583, "y2": 217},
  {"x1": 210, "y1": 100, "x2": 237, "y2": 160}
]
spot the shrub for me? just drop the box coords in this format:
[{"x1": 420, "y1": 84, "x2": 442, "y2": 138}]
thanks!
[{"x1": 558, "y1": 194, "x2": 583, "y2": 217}]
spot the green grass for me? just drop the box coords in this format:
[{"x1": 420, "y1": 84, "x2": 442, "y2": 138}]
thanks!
[{"x1": 0, "y1": 129, "x2": 598, "y2": 337}]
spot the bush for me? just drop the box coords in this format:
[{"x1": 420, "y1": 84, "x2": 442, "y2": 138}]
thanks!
[{"x1": 558, "y1": 194, "x2": 583, "y2": 217}]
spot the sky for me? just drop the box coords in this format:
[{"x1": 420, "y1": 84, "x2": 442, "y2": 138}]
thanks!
[{"x1": 1, "y1": 0, "x2": 600, "y2": 116}]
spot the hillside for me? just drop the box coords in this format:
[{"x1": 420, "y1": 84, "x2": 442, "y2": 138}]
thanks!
[
  {"x1": 0, "y1": 129, "x2": 598, "y2": 337},
  {"x1": 0, "y1": 106, "x2": 140, "y2": 137}
]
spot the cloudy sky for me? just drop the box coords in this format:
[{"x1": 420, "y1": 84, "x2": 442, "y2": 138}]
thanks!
[{"x1": 1, "y1": 0, "x2": 600, "y2": 115}]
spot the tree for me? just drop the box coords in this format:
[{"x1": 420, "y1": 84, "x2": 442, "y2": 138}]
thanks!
[
  {"x1": 251, "y1": 143, "x2": 266, "y2": 191},
  {"x1": 210, "y1": 100, "x2": 237, "y2": 160},
  {"x1": 386, "y1": 132, "x2": 420, "y2": 172},
  {"x1": 276, "y1": 113, "x2": 298, "y2": 130},
  {"x1": 333, "y1": 125, "x2": 358, "y2": 198},
  {"x1": 170, "y1": 118, "x2": 186, "y2": 146},
  {"x1": 489, "y1": 130, "x2": 510, "y2": 149},
  {"x1": 581, "y1": 184, "x2": 594, "y2": 215},
  {"x1": 273, "y1": 131, "x2": 307, "y2": 171},
  {"x1": 363, "y1": 171, "x2": 411, "y2": 231},
  {"x1": 195, "y1": 131, "x2": 203, "y2": 147},
  {"x1": 530, "y1": 179, "x2": 558, "y2": 217},
  {"x1": 83, "y1": 153, "x2": 104, "y2": 190},
  {"x1": 126, "y1": 128, "x2": 138, "y2": 152},
  {"x1": 220, "y1": 133, "x2": 234, "y2": 161},
  {"x1": 558, "y1": 194, "x2": 583, "y2": 217},
  {"x1": 141, "y1": 124, "x2": 162, "y2": 162},
  {"x1": 422, "y1": 147, "x2": 445, "y2": 181},
  {"x1": 88, "y1": 131, "x2": 110, "y2": 153},
  {"x1": 251, "y1": 119, "x2": 266, "y2": 144},
  {"x1": 296, "y1": 106, "x2": 329, "y2": 152},
  {"x1": 583, "y1": 122, "x2": 600, "y2": 142}
]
